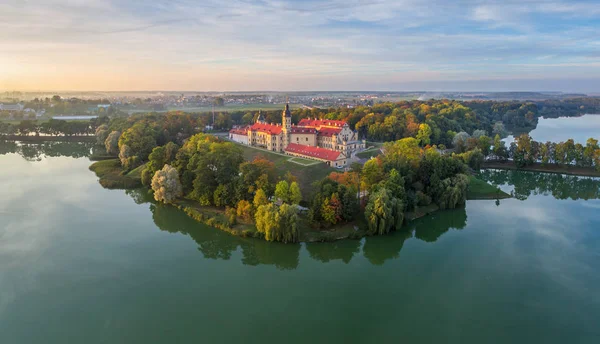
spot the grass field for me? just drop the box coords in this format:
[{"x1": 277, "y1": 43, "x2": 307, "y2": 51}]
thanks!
[
  {"x1": 127, "y1": 163, "x2": 146, "y2": 179},
  {"x1": 89, "y1": 159, "x2": 143, "y2": 189},
  {"x1": 237, "y1": 144, "x2": 333, "y2": 199},
  {"x1": 356, "y1": 147, "x2": 381, "y2": 159},
  {"x1": 367, "y1": 141, "x2": 385, "y2": 148},
  {"x1": 467, "y1": 175, "x2": 511, "y2": 200}
]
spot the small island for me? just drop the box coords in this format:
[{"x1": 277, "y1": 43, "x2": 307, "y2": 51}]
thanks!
[
  {"x1": 5, "y1": 99, "x2": 599, "y2": 243},
  {"x1": 87, "y1": 103, "x2": 514, "y2": 243}
]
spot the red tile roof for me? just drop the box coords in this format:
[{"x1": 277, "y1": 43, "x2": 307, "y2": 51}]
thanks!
[
  {"x1": 317, "y1": 127, "x2": 342, "y2": 137},
  {"x1": 291, "y1": 126, "x2": 317, "y2": 134},
  {"x1": 249, "y1": 122, "x2": 282, "y2": 135},
  {"x1": 229, "y1": 127, "x2": 248, "y2": 136},
  {"x1": 285, "y1": 143, "x2": 342, "y2": 161},
  {"x1": 298, "y1": 118, "x2": 346, "y2": 128}
]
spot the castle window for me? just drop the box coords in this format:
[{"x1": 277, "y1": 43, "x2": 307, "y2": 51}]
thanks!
[{"x1": 305, "y1": 137, "x2": 308, "y2": 142}]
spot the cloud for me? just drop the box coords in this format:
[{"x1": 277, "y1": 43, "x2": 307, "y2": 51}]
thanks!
[{"x1": 0, "y1": 0, "x2": 599, "y2": 91}]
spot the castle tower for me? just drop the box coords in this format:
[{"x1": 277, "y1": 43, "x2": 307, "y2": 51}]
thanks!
[
  {"x1": 256, "y1": 110, "x2": 265, "y2": 124},
  {"x1": 282, "y1": 102, "x2": 291, "y2": 149}
]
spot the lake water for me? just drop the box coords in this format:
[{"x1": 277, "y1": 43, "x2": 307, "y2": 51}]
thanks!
[
  {"x1": 506, "y1": 113, "x2": 600, "y2": 144},
  {"x1": 51, "y1": 115, "x2": 99, "y2": 120},
  {"x1": 1, "y1": 142, "x2": 600, "y2": 343}
]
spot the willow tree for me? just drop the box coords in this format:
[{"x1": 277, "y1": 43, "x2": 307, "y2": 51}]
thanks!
[
  {"x1": 104, "y1": 130, "x2": 121, "y2": 155},
  {"x1": 438, "y1": 174, "x2": 469, "y2": 210},
  {"x1": 365, "y1": 188, "x2": 404, "y2": 236},
  {"x1": 254, "y1": 203, "x2": 299, "y2": 243},
  {"x1": 151, "y1": 164, "x2": 183, "y2": 204},
  {"x1": 95, "y1": 124, "x2": 109, "y2": 145}
]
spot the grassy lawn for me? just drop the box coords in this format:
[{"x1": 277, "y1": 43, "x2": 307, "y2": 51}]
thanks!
[
  {"x1": 127, "y1": 163, "x2": 147, "y2": 179},
  {"x1": 467, "y1": 175, "x2": 511, "y2": 200},
  {"x1": 237, "y1": 144, "x2": 334, "y2": 198},
  {"x1": 356, "y1": 147, "x2": 381, "y2": 159},
  {"x1": 367, "y1": 141, "x2": 385, "y2": 148},
  {"x1": 89, "y1": 159, "x2": 142, "y2": 189},
  {"x1": 287, "y1": 156, "x2": 320, "y2": 165}
]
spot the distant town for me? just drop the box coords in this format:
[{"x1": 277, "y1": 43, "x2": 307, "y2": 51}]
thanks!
[{"x1": 0, "y1": 91, "x2": 593, "y2": 120}]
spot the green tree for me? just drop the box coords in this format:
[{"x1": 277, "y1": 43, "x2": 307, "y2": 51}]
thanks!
[
  {"x1": 289, "y1": 181, "x2": 302, "y2": 205},
  {"x1": 274, "y1": 180, "x2": 290, "y2": 203},
  {"x1": 584, "y1": 138, "x2": 599, "y2": 167},
  {"x1": 105, "y1": 130, "x2": 121, "y2": 155},
  {"x1": 118, "y1": 122, "x2": 158, "y2": 161},
  {"x1": 95, "y1": 124, "x2": 109, "y2": 145},
  {"x1": 364, "y1": 188, "x2": 404, "y2": 236},
  {"x1": 472, "y1": 129, "x2": 487, "y2": 138},
  {"x1": 255, "y1": 203, "x2": 278, "y2": 240},
  {"x1": 213, "y1": 183, "x2": 234, "y2": 207},
  {"x1": 416, "y1": 123, "x2": 432, "y2": 146},
  {"x1": 361, "y1": 158, "x2": 385, "y2": 192},
  {"x1": 253, "y1": 189, "x2": 269, "y2": 209},
  {"x1": 452, "y1": 131, "x2": 470, "y2": 153},
  {"x1": 275, "y1": 204, "x2": 299, "y2": 243},
  {"x1": 478, "y1": 135, "x2": 492, "y2": 156},
  {"x1": 492, "y1": 122, "x2": 507, "y2": 137},
  {"x1": 151, "y1": 164, "x2": 183, "y2": 204},
  {"x1": 493, "y1": 134, "x2": 508, "y2": 160},
  {"x1": 513, "y1": 134, "x2": 535, "y2": 167},
  {"x1": 255, "y1": 203, "x2": 299, "y2": 243}
]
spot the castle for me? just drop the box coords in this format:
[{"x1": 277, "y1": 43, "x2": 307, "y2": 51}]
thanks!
[{"x1": 229, "y1": 104, "x2": 365, "y2": 167}]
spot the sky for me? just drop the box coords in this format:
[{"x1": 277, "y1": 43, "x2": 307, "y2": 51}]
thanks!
[{"x1": 1, "y1": 0, "x2": 599, "y2": 92}]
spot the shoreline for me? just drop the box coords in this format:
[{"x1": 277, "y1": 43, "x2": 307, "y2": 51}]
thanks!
[
  {"x1": 482, "y1": 161, "x2": 600, "y2": 178},
  {"x1": 89, "y1": 159, "x2": 510, "y2": 243},
  {"x1": 1, "y1": 135, "x2": 96, "y2": 143}
]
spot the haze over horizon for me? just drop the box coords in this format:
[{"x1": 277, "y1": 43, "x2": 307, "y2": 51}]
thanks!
[{"x1": 1, "y1": 0, "x2": 599, "y2": 93}]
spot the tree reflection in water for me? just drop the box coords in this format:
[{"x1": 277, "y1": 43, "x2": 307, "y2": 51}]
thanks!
[
  {"x1": 0, "y1": 140, "x2": 99, "y2": 161},
  {"x1": 148, "y1": 196, "x2": 469, "y2": 268},
  {"x1": 412, "y1": 208, "x2": 468, "y2": 243},
  {"x1": 306, "y1": 240, "x2": 361, "y2": 264},
  {"x1": 478, "y1": 169, "x2": 600, "y2": 201},
  {"x1": 150, "y1": 203, "x2": 300, "y2": 270}
]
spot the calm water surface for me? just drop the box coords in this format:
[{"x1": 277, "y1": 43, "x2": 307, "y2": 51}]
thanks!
[
  {"x1": 506, "y1": 114, "x2": 600, "y2": 144},
  {"x1": 1, "y1": 142, "x2": 600, "y2": 343}
]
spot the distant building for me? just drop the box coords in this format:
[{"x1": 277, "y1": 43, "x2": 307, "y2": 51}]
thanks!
[
  {"x1": 0, "y1": 103, "x2": 24, "y2": 112},
  {"x1": 229, "y1": 104, "x2": 365, "y2": 167},
  {"x1": 229, "y1": 127, "x2": 249, "y2": 145}
]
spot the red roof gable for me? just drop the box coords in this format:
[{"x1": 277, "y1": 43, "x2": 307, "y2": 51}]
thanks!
[
  {"x1": 317, "y1": 127, "x2": 342, "y2": 137},
  {"x1": 250, "y1": 123, "x2": 282, "y2": 135},
  {"x1": 298, "y1": 118, "x2": 346, "y2": 128},
  {"x1": 285, "y1": 143, "x2": 342, "y2": 161},
  {"x1": 229, "y1": 127, "x2": 249, "y2": 135},
  {"x1": 291, "y1": 126, "x2": 317, "y2": 134}
]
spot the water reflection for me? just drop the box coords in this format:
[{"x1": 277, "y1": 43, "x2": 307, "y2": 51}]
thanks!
[
  {"x1": 412, "y1": 209, "x2": 467, "y2": 242},
  {"x1": 149, "y1": 201, "x2": 301, "y2": 270},
  {"x1": 0, "y1": 140, "x2": 98, "y2": 160},
  {"x1": 362, "y1": 231, "x2": 412, "y2": 266},
  {"x1": 306, "y1": 240, "x2": 361, "y2": 264},
  {"x1": 478, "y1": 169, "x2": 600, "y2": 201},
  {"x1": 140, "y1": 186, "x2": 469, "y2": 268}
]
